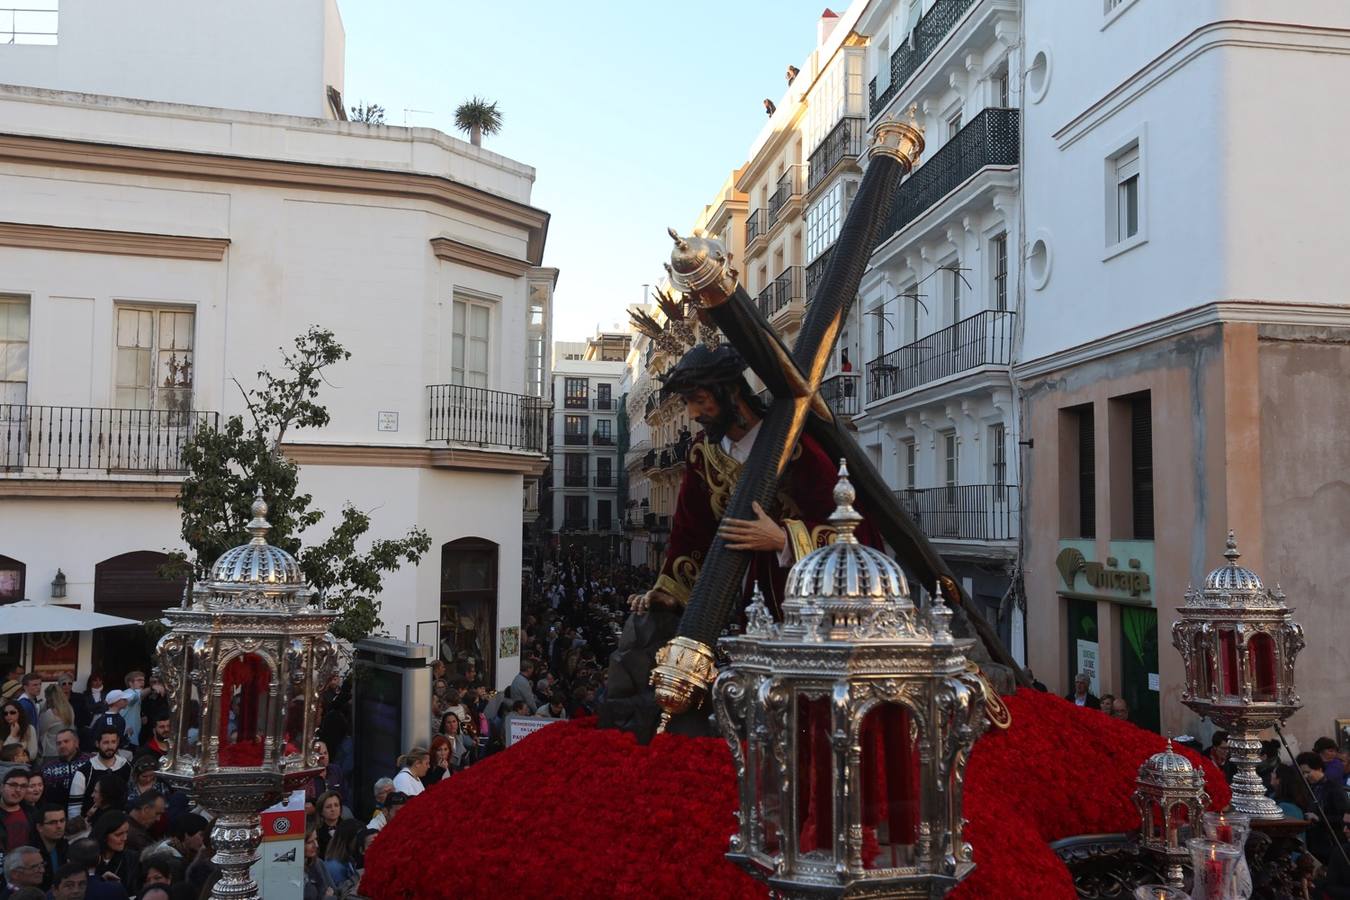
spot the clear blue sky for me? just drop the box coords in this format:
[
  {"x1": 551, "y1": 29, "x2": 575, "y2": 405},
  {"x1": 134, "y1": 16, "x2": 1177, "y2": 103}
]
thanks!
[{"x1": 339, "y1": 1, "x2": 846, "y2": 341}]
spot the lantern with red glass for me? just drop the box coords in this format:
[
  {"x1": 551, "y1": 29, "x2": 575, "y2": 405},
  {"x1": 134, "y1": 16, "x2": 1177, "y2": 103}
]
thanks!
[
  {"x1": 1133, "y1": 739, "x2": 1210, "y2": 888},
  {"x1": 1172, "y1": 531, "x2": 1303, "y2": 819},
  {"x1": 156, "y1": 490, "x2": 339, "y2": 900},
  {"x1": 713, "y1": 465, "x2": 989, "y2": 898}
]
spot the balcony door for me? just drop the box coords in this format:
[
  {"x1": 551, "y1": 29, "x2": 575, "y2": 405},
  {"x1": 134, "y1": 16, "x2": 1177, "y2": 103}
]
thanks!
[
  {"x1": 440, "y1": 538, "x2": 498, "y2": 685},
  {"x1": 113, "y1": 306, "x2": 197, "y2": 471},
  {"x1": 0, "y1": 296, "x2": 30, "y2": 469},
  {"x1": 564, "y1": 495, "x2": 588, "y2": 530}
]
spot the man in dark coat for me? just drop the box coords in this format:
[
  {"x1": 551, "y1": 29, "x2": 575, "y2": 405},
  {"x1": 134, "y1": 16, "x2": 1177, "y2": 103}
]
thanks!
[{"x1": 1065, "y1": 673, "x2": 1101, "y2": 710}]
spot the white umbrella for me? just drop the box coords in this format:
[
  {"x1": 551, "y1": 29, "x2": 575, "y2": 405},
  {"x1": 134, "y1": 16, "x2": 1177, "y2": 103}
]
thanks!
[{"x1": 0, "y1": 600, "x2": 143, "y2": 635}]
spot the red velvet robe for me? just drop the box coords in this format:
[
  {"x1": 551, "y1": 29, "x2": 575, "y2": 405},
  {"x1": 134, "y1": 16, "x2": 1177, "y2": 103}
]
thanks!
[{"x1": 653, "y1": 430, "x2": 881, "y2": 619}]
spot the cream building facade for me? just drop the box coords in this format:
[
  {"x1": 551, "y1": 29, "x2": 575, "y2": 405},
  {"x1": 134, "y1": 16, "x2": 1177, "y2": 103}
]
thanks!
[{"x1": 0, "y1": 2, "x2": 553, "y2": 692}]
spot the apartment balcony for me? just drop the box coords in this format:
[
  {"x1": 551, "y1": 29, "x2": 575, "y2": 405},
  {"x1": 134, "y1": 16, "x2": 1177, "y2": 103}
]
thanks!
[
  {"x1": 593, "y1": 473, "x2": 615, "y2": 489},
  {"x1": 756, "y1": 266, "x2": 805, "y2": 330},
  {"x1": 766, "y1": 166, "x2": 804, "y2": 231},
  {"x1": 426, "y1": 384, "x2": 549, "y2": 452},
  {"x1": 805, "y1": 248, "x2": 832, "y2": 306},
  {"x1": 808, "y1": 116, "x2": 865, "y2": 194},
  {"x1": 592, "y1": 433, "x2": 615, "y2": 447},
  {"x1": 642, "y1": 449, "x2": 657, "y2": 470},
  {"x1": 745, "y1": 209, "x2": 765, "y2": 256},
  {"x1": 819, "y1": 373, "x2": 862, "y2": 418},
  {"x1": 895, "y1": 484, "x2": 1019, "y2": 543},
  {"x1": 564, "y1": 396, "x2": 615, "y2": 411},
  {"x1": 868, "y1": 0, "x2": 977, "y2": 120},
  {"x1": 873, "y1": 107, "x2": 1019, "y2": 252},
  {"x1": 643, "y1": 511, "x2": 657, "y2": 529},
  {"x1": 561, "y1": 517, "x2": 589, "y2": 531},
  {"x1": 866, "y1": 309, "x2": 1015, "y2": 404},
  {"x1": 562, "y1": 432, "x2": 589, "y2": 446},
  {"x1": 563, "y1": 471, "x2": 588, "y2": 488},
  {"x1": 0, "y1": 405, "x2": 219, "y2": 477}
]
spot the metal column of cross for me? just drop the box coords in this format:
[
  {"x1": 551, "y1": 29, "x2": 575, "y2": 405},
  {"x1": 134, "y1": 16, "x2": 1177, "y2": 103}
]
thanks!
[{"x1": 650, "y1": 118, "x2": 1024, "y2": 731}]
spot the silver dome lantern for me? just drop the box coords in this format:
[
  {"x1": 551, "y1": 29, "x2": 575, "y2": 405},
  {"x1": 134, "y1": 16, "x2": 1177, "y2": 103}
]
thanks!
[
  {"x1": 156, "y1": 489, "x2": 339, "y2": 900},
  {"x1": 1133, "y1": 740, "x2": 1210, "y2": 888},
  {"x1": 1171, "y1": 531, "x2": 1303, "y2": 819},
  {"x1": 712, "y1": 463, "x2": 991, "y2": 898}
]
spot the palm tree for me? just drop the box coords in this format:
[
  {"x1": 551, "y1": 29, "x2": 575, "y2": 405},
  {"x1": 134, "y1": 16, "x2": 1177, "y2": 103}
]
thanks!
[{"x1": 453, "y1": 97, "x2": 503, "y2": 147}]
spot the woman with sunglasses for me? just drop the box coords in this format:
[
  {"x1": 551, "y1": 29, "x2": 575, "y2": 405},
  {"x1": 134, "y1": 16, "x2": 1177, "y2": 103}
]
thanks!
[{"x1": 1, "y1": 700, "x2": 38, "y2": 762}]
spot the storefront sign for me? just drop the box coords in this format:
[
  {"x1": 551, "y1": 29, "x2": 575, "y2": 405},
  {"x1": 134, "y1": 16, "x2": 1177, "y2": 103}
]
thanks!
[
  {"x1": 1056, "y1": 545, "x2": 1152, "y2": 601},
  {"x1": 1076, "y1": 639, "x2": 1100, "y2": 696},
  {"x1": 506, "y1": 715, "x2": 562, "y2": 747}
]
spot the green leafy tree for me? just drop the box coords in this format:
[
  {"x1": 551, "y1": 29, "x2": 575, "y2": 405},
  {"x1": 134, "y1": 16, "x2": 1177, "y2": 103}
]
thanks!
[
  {"x1": 453, "y1": 96, "x2": 502, "y2": 147},
  {"x1": 167, "y1": 327, "x2": 430, "y2": 641}
]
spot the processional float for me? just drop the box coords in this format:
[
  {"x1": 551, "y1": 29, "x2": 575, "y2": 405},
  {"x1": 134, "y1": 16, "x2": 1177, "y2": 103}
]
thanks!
[{"x1": 646, "y1": 114, "x2": 1025, "y2": 735}]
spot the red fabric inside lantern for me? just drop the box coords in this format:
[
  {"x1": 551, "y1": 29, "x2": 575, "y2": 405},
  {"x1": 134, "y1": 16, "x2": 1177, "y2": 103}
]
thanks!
[
  {"x1": 1218, "y1": 630, "x2": 1239, "y2": 695},
  {"x1": 1248, "y1": 633, "x2": 1277, "y2": 698},
  {"x1": 219, "y1": 653, "x2": 270, "y2": 766}
]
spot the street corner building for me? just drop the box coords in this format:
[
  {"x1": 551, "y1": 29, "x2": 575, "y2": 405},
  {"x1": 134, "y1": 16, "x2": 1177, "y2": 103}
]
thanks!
[{"x1": 0, "y1": 0, "x2": 555, "y2": 691}]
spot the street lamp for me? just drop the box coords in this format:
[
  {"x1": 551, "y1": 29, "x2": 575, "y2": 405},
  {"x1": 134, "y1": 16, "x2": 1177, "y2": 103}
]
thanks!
[
  {"x1": 713, "y1": 465, "x2": 989, "y2": 897},
  {"x1": 1172, "y1": 531, "x2": 1304, "y2": 818},
  {"x1": 156, "y1": 490, "x2": 339, "y2": 900}
]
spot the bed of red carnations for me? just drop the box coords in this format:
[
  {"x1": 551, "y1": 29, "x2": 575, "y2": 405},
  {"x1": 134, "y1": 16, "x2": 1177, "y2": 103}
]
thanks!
[{"x1": 362, "y1": 688, "x2": 1229, "y2": 899}]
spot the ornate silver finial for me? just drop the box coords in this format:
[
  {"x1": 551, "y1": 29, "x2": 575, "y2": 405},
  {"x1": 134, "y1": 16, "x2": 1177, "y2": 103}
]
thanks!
[
  {"x1": 930, "y1": 587, "x2": 954, "y2": 641},
  {"x1": 668, "y1": 227, "x2": 689, "y2": 250},
  {"x1": 247, "y1": 488, "x2": 271, "y2": 545},
  {"x1": 744, "y1": 584, "x2": 777, "y2": 638},
  {"x1": 828, "y1": 461, "x2": 863, "y2": 543},
  {"x1": 1223, "y1": 529, "x2": 1240, "y2": 566}
]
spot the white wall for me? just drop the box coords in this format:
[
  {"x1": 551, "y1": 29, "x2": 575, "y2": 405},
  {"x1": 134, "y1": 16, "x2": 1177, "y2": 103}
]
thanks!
[{"x1": 0, "y1": 0, "x2": 343, "y2": 119}]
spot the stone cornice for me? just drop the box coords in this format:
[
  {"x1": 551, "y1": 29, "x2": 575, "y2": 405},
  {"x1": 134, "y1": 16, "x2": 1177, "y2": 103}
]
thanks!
[
  {"x1": 281, "y1": 442, "x2": 548, "y2": 476},
  {"x1": 429, "y1": 237, "x2": 531, "y2": 278},
  {"x1": 0, "y1": 132, "x2": 551, "y2": 264},
  {"x1": 0, "y1": 479, "x2": 180, "y2": 499},
  {"x1": 0, "y1": 220, "x2": 230, "y2": 260}
]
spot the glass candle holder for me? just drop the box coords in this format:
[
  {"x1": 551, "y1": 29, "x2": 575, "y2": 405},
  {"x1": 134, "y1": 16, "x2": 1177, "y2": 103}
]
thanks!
[
  {"x1": 1134, "y1": 886, "x2": 1191, "y2": 900},
  {"x1": 1202, "y1": 811, "x2": 1251, "y2": 898},
  {"x1": 1187, "y1": 838, "x2": 1242, "y2": 900}
]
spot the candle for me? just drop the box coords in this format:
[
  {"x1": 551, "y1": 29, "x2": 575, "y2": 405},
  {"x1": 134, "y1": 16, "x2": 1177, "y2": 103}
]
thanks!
[
  {"x1": 1204, "y1": 845, "x2": 1225, "y2": 894},
  {"x1": 1216, "y1": 813, "x2": 1233, "y2": 843}
]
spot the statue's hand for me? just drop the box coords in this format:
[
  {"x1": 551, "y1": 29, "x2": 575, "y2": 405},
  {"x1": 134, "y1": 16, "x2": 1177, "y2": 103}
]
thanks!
[
  {"x1": 628, "y1": 589, "x2": 677, "y2": 613},
  {"x1": 718, "y1": 501, "x2": 787, "y2": 552}
]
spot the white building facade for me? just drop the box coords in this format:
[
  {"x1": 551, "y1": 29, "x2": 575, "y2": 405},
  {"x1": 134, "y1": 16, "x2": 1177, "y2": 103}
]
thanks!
[
  {"x1": 852, "y1": 0, "x2": 1023, "y2": 652},
  {"x1": 549, "y1": 334, "x2": 628, "y2": 553},
  {"x1": 0, "y1": 4, "x2": 553, "y2": 692}
]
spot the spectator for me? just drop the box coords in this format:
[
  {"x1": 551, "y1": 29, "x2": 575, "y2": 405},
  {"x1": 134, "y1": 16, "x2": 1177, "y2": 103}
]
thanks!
[
  {"x1": 15, "y1": 676, "x2": 42, "y2": 732},
  {"x1": 509, "y1": 661, "x2": 539, "y2": 714},
  {"x1": 122, "y1": 792, "x2": 162, "y2": 855},
  {"x1": 424, "y1": 738, "x2": 452, "y2": 787},
  {"x1": 313, "y1": 791, "x2": 345, "y2": 859},
  {"x1": 124, "y1": 757, "x2": 164, "y2": 808},
  {"x1": 535, "y1": 697, "x2": 568, "y2": 721},
  {"x1": 87, "y1": 694, "x2": 130, "y2": 750},
  {"x1": 1298, "y1": 750, "x2": 1350, "y2": 865},
  {"x1": 91, "y1": 812, "x2": 137, "y2": 894},
  {"x1": 1, "y1": 846, "x2": 43, "y2": 896},
  {"x1": 30, "y1": 803, "x2": 66, "y2": 889},
  {"x1": 322, "y1": 820, "x2": 365, "y2": 896},
  {"x1": 138, "y1": 887, "x2": 170, "y2": 900},
  {"x1": 82, "y1": 780, "x2": 121, "y2": 831},
  {"x1": 303, "y1": 821, "x2": 336, "y2": 900},
  {"x1": 436, "y1": 717, "x2": 473, "y2": 771},
  {"x1": 364, "y1": 778, "x2": 398, "y2": 832},
  {"x1": 1, "y1": 769, "x2": 31, "y2": 855},
  {"x1": 137, "y1": 852, "x2": 179, "y2": 891},
  {"x1": 117, "y1": 674, "x2": 150, "y2": 749},
  {"x1": 392, "y1": 749, "x2": 428, "y2": 797},
  {"x1": 1064, "y1": 674, "x2": 1100, "y2": 710},
  {"x1": 38, "y1": 684, "x2": 75, "y2": 762},
  {"x1": 49, "y1": 861, "x2": 87, "y2": 900},
  {"x1": 67, "y1": 728, "x2": 130, "y2": 821},
  {"x1": 305, "y1": 741, "x2": 346, "y2": 807},
  {"x1": 382, "y1": 792, "x2": 408, "y2": 827},
  {"x1": 1315, "y1": 737, "x2": 1346, "y2": 786},
  {"x1": 166, "y1": 812, "x2": 208, "y2": 867},
  {"x1": 2, "y1": 702, "x2": 37, "y2": 763},
  {"x1": 1109, "y1": 697, "x2": 1130, "y2": 723},
  {"x1": 22, "y1": 772, "x2": 41, "y2": 809},
  {"x1": 140, "y1": 716, "x2": 171, "y2": 763}
]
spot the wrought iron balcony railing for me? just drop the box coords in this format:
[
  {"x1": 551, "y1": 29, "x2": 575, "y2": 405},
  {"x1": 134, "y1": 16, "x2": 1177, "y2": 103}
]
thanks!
[
  {"x1": 819, "y1": 372, "x2": 862, "y2": 417},
  {"x1": 426, "y1": 384, "x2": 549, "y2": 452},
  {"x1": 0, "y1": 405, "x2": 219, "y2": 475},
  {"x1": 564, "y1": 396, "x2": 615, "y2": 411},
  {"x1": 562, "y1": 432, "x2": 589, "y2": 446},
  {"x1": 563, "y1": 471, "x2": 588, "y2": 487},
  {"x1": 767, "y1": 167, "x2": 803, "y2": 229},
  {"x1": 873, "y1": 107, "x2": 1019, "y2": 250},
  {"x1": 562, "y1": 517, "x2": 589, "y2": 531},
  {"x1": 592, "y1": 433, "x2": 615, "y2": 446},
  {"x1": 805, "y1": 248, "x2": 833, "y2": 305},
  {"x1": 894, "y1": 484, "x2": 1019, "y2": 542},
  {"x1": 808, "y1": 116, "x2": 865, "y2": 192},
  {"x1": 745, "y1": 209, "x2": 764, "y2": 247},
  {"x1": 756, "y1": 266, "x2": 804, "y2": 320},
  {"x1": 868, "y1": 0, "x2": 977, "y2": 119},
  {"x1": 642, "y1": 449, "x2": 657, "y2": 470},
  {"x1": 593, "y1": 473, "x2": 614, "y2": 488},
  {"x1": 866, "y1": 309, "x2": 1015, "y2": 403}
]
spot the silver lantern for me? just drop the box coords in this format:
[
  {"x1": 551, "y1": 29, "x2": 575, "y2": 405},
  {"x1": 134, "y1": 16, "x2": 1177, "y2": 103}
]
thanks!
[
  {"x1": 1172, "y1": 531, "x2": 1303, "y2": 819},
  {"x1": 156, "y1": 490, "x2": 339, "y2": 900},
  {"x1": 1133, "y1": 739, "x2": 1210, "y2": 888},
  {"x1": 713, "y1": 464, "x2": 990, "y2": 898}
]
